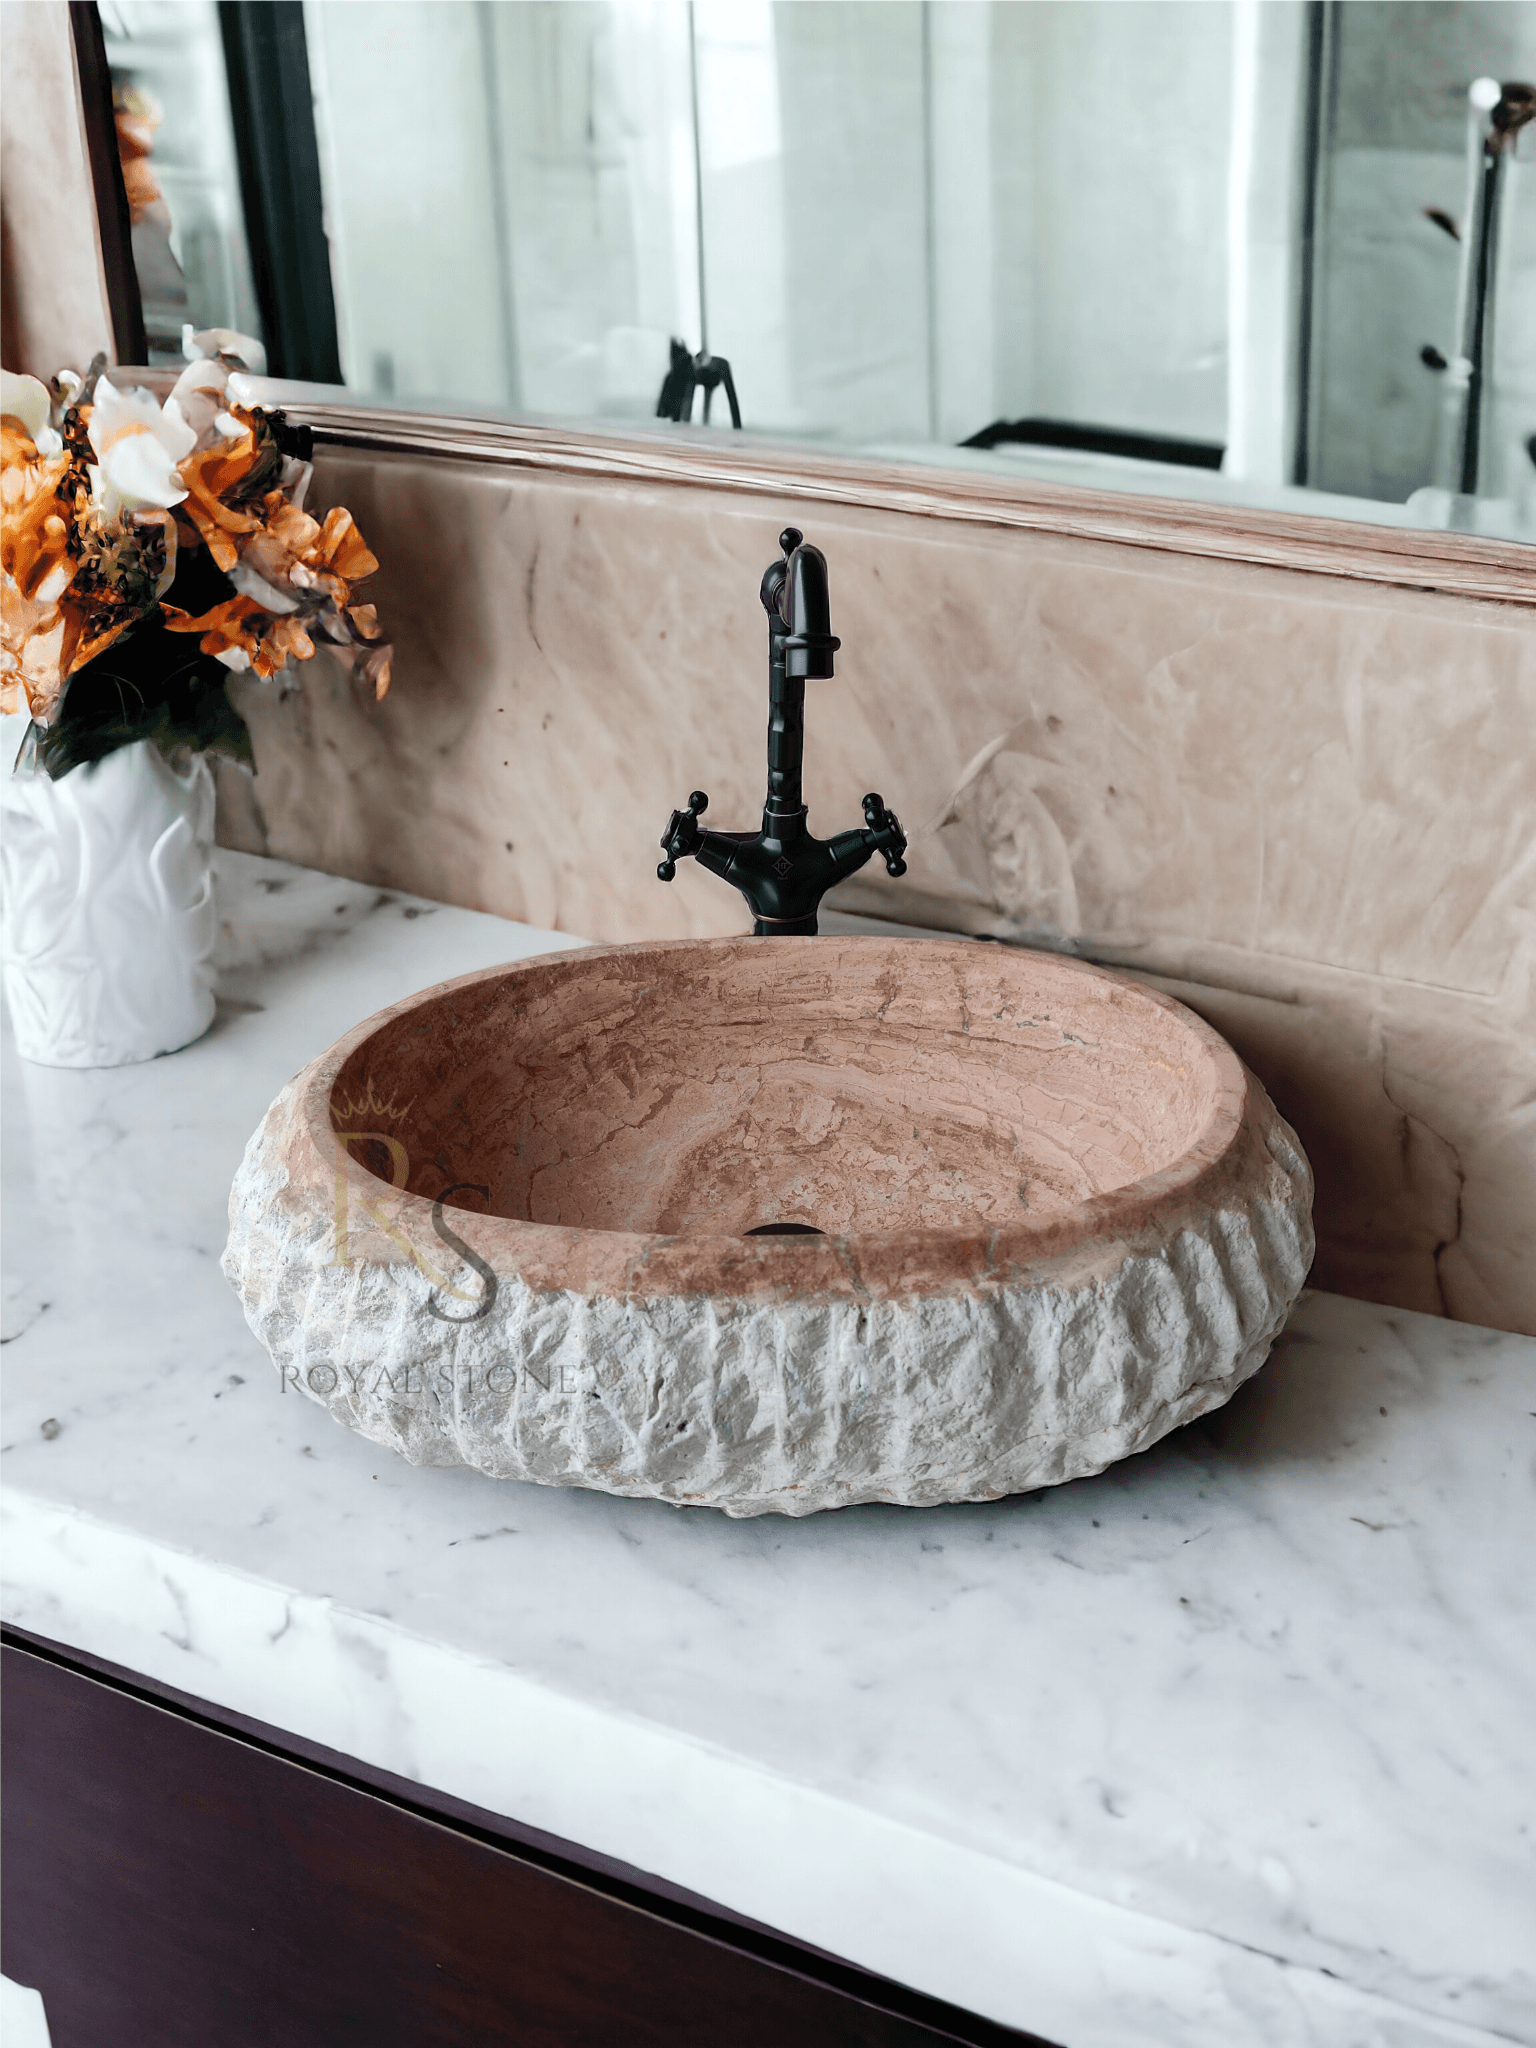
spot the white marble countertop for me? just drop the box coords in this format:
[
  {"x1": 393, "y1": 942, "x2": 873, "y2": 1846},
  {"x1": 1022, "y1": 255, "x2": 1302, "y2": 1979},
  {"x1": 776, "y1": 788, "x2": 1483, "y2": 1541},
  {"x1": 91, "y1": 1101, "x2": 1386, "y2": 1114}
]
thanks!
[{"x1": 3, "y1": 853, "x2": 1531, "y2": 2048}]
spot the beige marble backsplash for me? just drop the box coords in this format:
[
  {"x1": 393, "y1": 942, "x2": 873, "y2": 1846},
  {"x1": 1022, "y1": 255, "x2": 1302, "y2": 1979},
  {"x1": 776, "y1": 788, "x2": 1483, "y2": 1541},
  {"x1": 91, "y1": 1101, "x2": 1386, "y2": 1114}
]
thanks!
[{"x1": 216, "y1": 451, "x2": 1535, "y2": 1335}]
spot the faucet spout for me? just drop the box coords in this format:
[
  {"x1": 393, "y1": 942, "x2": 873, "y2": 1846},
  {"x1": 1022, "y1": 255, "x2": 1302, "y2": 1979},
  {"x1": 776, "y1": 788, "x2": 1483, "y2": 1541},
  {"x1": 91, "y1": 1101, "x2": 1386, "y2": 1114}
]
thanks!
[
  {"x1": 656, "y1": 528, "x2": 906, "y2": 935},
  {"x1": 759, "y1": 528, "x2": 836, "y2": 825},
  {"x1": 772, "y1": 532, "x2": 840, "y2": 681}
]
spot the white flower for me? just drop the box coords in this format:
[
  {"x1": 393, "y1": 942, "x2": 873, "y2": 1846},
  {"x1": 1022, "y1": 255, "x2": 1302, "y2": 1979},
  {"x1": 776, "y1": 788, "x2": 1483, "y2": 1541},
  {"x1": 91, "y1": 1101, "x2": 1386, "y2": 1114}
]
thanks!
[
  {"x1": 164, "y1": 356, "x2": 233, "y2": 452},
  {"x1": 182, "y1": 324, "x2": 267, "y2": 375},
  {"x1": 1, "y1": 370, "x2": 62, "y2": 455},
  {"x1": 86, "y1": 376, "x2": 194, "y2": 516}
]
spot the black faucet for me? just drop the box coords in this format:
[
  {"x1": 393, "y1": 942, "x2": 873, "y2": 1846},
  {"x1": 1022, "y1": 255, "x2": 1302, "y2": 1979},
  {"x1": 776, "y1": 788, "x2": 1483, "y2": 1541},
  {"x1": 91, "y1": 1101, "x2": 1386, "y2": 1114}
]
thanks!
[
  {"x1": 656, "y1": 337, "x2": 742, "y2": 428},
  {"x1": 656, "y1": 529, "x2": 907, "y2": 935}
]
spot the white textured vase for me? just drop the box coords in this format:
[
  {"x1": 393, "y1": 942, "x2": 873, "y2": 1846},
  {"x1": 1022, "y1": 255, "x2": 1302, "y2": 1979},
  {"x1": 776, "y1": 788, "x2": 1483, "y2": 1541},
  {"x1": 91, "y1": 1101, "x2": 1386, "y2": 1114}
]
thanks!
[{"x1": 0, "y1": 721, "x2": 217, "y2": 1068}]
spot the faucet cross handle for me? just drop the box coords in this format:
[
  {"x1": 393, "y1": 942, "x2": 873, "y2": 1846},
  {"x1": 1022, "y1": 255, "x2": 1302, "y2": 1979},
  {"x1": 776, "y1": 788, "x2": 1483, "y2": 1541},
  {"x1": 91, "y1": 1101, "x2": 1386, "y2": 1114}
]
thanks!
[
  {"x1": 657, "y1": 790, "x2": 709, "y2": 881},
  {"x1": 862, "y1": 792, "x2": 909, "y2": 877}
]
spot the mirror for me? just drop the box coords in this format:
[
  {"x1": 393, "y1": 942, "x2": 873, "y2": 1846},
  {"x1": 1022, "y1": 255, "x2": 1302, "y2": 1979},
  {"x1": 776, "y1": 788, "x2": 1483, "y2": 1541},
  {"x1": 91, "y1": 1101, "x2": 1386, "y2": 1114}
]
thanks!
[{"x1": 99, "y1": 1, "x2": 1536, "y2": 536}]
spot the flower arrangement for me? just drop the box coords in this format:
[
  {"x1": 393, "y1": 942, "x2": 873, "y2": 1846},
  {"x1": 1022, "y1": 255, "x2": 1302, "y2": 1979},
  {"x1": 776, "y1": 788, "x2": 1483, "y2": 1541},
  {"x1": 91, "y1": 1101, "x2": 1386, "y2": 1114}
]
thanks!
[{"x1": 1, "y1": 336, "x2": 391, "y2": 778}]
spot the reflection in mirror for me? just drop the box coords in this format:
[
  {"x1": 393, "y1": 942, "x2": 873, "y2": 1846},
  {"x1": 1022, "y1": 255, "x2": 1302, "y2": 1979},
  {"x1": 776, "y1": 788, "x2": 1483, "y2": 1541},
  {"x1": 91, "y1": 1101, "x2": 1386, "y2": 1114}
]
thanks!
[
  {"x1": 98, "y1": 0, "x2": 261, "y2": 355},
  {"x1": 102, "y1": 1, "x2": 1534, "y2": 536}
]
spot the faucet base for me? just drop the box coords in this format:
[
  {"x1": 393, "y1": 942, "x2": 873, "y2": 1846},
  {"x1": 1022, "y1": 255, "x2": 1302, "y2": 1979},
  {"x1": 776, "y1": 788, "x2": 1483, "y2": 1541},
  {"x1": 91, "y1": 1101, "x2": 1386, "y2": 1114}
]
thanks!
[{"x1": 752, "y1": 912, "x2": 820, "y2": 937}]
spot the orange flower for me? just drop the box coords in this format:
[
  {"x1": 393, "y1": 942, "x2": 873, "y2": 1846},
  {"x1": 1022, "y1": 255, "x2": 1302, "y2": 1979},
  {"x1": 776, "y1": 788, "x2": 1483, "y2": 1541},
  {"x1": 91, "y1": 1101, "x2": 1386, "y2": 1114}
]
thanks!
[
  {"x1": 1, "y1": 414, "x2": 81, "y2": 719},
  {"x1": 175, "y1": 424, "x2": 264, "y2": 570},
  {"x1": 2, "y1": 419, "x2": 72, "y2": 598},
  {"x1": 233, "y1": 495, "x2": 377, "y2": 603},
  {"x1": 70, "y1": 610, "x2": 149, "y2": 679},
  {"x1": 113, "y1": 86, "x2": 163, "y2": 224},
  {"x1": 257, "y1": 615, "x2": 316, "y2": 675},
  {"x1": 163, "y1": 592, "x2": 314, "y2": 679},
  {"x1": 160, "y1": 403, "x2": 392, "y2": 702},
  {"x1": 237, "y1": 497, "x2": 322, "y2": 596},
  {"x1": 314, "y1": 506, "x2": 378, "y2": 582},
  {"x1": 163, "y1": 593, "x2": 263, "y2": 658},
  {"x1": 119, "y1": 151, "x2": 162, "y2": 224}
]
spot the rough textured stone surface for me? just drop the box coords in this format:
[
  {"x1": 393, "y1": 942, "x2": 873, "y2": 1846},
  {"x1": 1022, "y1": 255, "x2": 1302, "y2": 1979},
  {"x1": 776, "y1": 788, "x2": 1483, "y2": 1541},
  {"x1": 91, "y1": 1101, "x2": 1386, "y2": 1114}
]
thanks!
[{"x1": 223, "y1": 937, "x2": 1313, "y2": 1516}]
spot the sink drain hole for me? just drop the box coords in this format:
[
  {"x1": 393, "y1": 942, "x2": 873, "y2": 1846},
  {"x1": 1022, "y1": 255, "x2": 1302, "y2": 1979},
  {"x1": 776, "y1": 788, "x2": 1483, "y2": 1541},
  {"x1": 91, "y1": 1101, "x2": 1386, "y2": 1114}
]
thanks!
[{"x1": 745, "y1": 1222, "x2": 824, "y2": 1237}]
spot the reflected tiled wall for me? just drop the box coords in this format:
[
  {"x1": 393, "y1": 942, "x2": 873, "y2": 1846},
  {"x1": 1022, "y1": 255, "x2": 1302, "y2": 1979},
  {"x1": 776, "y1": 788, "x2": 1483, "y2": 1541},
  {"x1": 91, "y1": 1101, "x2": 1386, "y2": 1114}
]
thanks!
[{"x1": 217, "y1": 450, "x2": 1536, "y2": 1336}]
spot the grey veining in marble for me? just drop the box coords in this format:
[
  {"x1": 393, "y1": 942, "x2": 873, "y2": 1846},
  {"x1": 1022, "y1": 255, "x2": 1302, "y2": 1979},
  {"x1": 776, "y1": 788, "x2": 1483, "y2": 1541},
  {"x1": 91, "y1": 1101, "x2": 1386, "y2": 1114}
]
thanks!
[{"x1": 2, "y1": 852, "x2": 1532, "y2": 2048}]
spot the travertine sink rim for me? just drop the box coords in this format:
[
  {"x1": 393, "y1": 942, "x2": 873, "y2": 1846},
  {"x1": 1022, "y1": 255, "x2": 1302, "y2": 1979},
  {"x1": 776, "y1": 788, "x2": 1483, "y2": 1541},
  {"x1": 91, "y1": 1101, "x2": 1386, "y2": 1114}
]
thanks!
[
  {"x1": 300, "y1": 936, "x2": 1260, "y2": 1304},
  {"x1": 227, "y1": 934, "x2": 1313, "y2": 1512}
]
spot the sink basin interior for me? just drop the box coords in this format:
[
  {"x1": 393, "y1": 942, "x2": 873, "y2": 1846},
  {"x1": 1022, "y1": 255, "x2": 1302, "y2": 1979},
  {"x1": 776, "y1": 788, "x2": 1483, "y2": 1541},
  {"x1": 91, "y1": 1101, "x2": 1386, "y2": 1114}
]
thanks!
[{"x1": 329, "y1": 938, "x2": 1225, "y2": 1238}]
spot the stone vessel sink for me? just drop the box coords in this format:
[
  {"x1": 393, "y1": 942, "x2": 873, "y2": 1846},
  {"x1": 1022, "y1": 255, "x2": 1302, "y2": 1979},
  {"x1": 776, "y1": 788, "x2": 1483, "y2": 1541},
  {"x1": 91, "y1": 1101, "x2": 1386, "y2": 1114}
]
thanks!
[{"x1": 225, "y1": 937, "x2": 1313, "y2": 1516}]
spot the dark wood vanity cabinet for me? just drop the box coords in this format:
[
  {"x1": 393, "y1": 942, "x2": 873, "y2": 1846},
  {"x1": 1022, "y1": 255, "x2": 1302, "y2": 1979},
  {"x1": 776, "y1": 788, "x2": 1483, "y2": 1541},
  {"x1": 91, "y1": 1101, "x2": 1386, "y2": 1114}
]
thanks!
[{"x1": 2, "y1": 1635, "x2": 1041, "y2": 2048}]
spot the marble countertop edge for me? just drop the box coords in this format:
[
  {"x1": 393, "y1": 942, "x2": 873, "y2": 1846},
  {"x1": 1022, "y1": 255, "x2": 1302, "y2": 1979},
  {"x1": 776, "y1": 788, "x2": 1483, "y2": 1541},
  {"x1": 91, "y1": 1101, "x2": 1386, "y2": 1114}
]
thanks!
[{"x1": 1, "y1": 1486, "x2": 1512, "y2": 2048}]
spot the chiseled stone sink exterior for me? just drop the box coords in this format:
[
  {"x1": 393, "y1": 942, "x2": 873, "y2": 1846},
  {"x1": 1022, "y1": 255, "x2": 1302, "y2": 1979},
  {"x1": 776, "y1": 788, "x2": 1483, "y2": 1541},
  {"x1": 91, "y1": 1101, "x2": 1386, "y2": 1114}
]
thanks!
[{"x1": 224, "y1": 937, "x2": 1313, "y2": 1516}]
